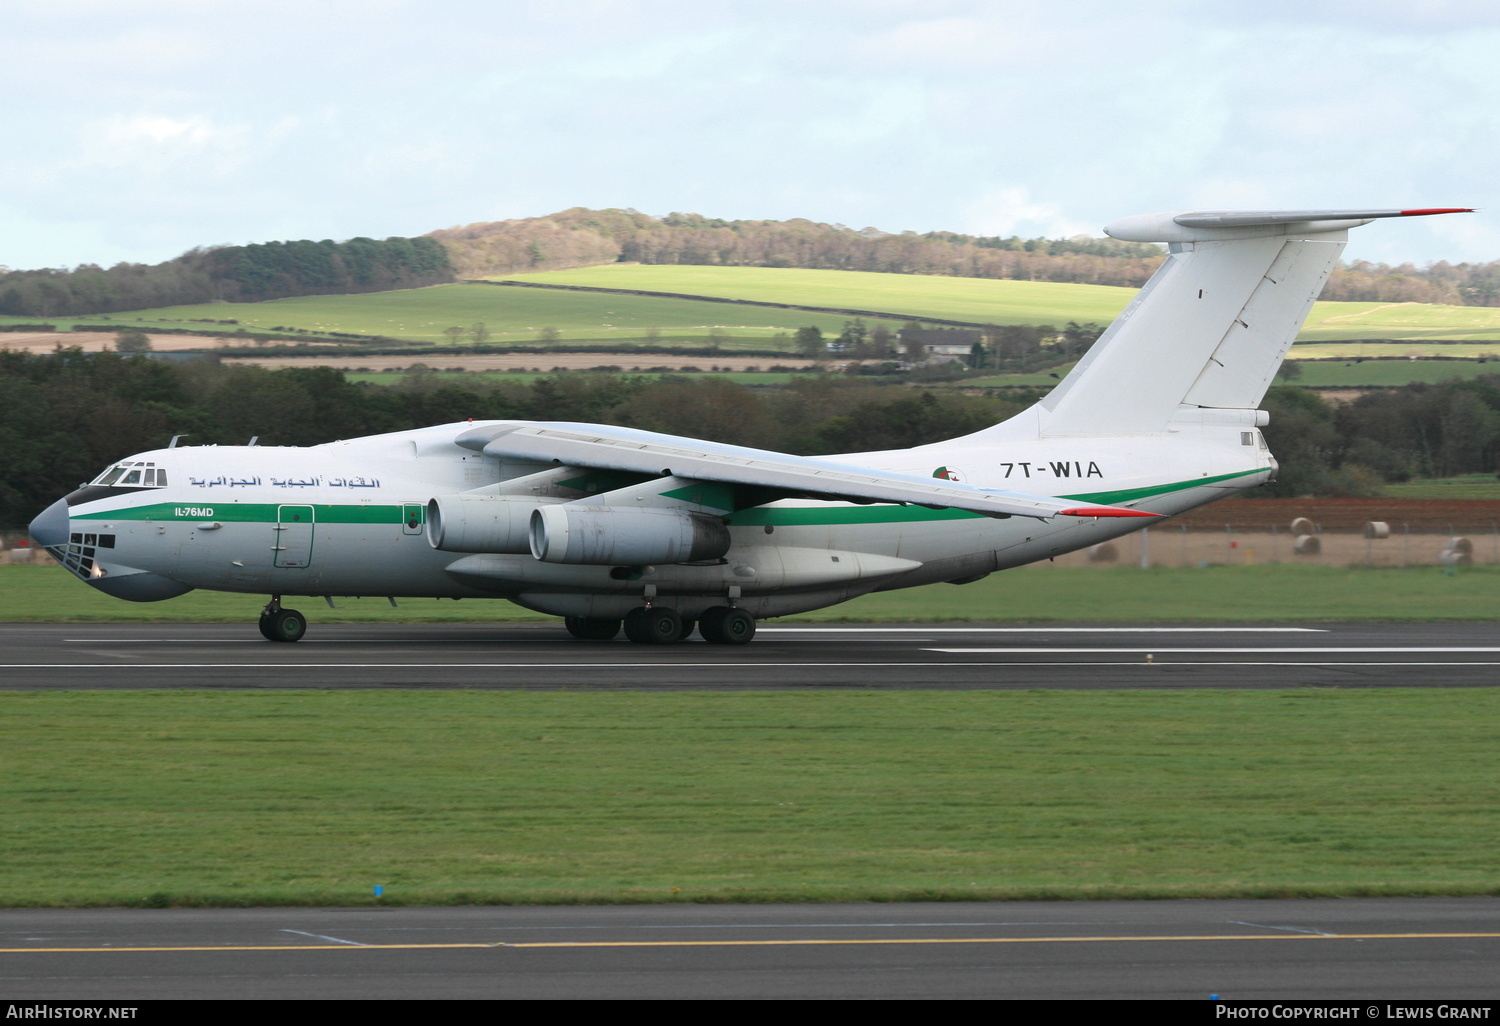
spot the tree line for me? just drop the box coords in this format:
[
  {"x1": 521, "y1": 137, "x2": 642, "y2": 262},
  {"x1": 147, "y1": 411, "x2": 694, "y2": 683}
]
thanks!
[
  {"x1": 432, "y1": 207, "x2": 1166, "y2": 287},
  {"x1": 430, "y1": 207, "x2": 1500, "y2": 306},
  {"x1": 0, "y1": 350, "x2": 1028, "y2": 527},
  {"x1": 1261, "y1": 380, "x2": 1500, "y2": 496},
  {"x1": 8, "y1": 348, "x2": 1500, "y2": 527},
  {"x1": 0, "y1": 236, "x2": 453, "y2": 318}
]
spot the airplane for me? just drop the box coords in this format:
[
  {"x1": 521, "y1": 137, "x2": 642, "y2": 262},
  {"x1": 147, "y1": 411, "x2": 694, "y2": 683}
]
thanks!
[{"x1": 29, "y1": 206, "x2": 1472, "y2": 645}]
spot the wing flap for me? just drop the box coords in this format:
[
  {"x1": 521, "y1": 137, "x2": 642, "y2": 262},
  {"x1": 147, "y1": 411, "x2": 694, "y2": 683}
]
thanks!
[{"x1": 458, "y1": 421, "x2": 1156, "y2": 521}]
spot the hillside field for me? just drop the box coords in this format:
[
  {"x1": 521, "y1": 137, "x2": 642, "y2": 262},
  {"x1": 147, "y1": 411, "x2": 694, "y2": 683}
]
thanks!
[
  {"x1": 1284, "y1": 360, "x2": 1500, "y2": 387},
  {"x1": 9, "y1": 269, "x2": 1500, "y2": 358},
  {"x1": 501, "y1": 265, "x2": 1137, "y2": 327},
  {"x1": 45, "y1": 284, "x2": 865, "y2": 349}
]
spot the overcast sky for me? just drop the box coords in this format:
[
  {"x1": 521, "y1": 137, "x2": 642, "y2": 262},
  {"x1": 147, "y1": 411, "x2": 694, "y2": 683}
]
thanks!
[{"x1": 4, "y1": 0, "x2": 1497, "y2": 272}]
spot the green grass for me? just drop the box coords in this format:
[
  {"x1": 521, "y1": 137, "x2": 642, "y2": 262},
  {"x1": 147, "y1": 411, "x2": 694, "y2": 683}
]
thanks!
[
  {"x1": 4, "y1": 688, "x2": 1497, "y2": 907},
  {"x1": 1385, "y1": 474, "x2": 1500, "y2": 499},
  {"x1": 1298, "y1": 302, "x2": 1500, "y2": 341},
  {"x1": 10, "y1": 563, "x2": 1500, "y2": 624},
  {"x1": 57, "y1": 284, "x2": 861, "y2": 348},
  {"x1": 1285, "y1": 360, "x2": 1500, "y2": 387},
  {"x1": 503, "y1": 265, "x2": 1137, "y2": 327},
  {"x1": 24, "y1": 270, "x2": 1500, "y2": 348},
  {"x1": 966, "y1": 362, "x2": 1078, "y2": 387},
  {"x1": 342, "y1": 370, "x2": 812, "y2": 387}
]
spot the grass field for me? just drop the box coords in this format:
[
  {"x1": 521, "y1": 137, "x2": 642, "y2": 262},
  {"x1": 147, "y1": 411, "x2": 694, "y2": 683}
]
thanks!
[
  {"x1": 17, "y1": 270, "x2": 1500, "y2": 349},
  {"x1": 9, "y1": 562, "x2": 1500, "y2": 624},
  {"x1": 502, "y1": 265, "x2": 1137, "y2": 327},
  {"x1": 506, "y1": 267, "x2": 1500, "y2": 342},
  {"x1": 1298, "y1": 301, "x2": 1500, "y2": 341},
  {"x1": 1385, "y1": 474, "x2": 1500, "y2": 499},
  {"x1": 4, "y1": 687, "x2": 1497, "y2": 907},
  {"x1": 1284, "y1": 360, "x2": 1500, "y2": 387},
  {"x1": 53, "y1": 284, "x2": 863, "y2": 348},
  {"x1": 342, "y1": 370, "x2": 811, "y2": 387}
]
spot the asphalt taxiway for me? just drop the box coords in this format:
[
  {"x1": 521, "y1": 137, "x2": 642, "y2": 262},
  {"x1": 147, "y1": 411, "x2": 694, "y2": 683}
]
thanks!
[
  {"x1": 2, "y1": 898, "x2": 1497, "y2": 999},
  {"x1": 4, "y1": 621, "x2": 1500, "y2": 689}
]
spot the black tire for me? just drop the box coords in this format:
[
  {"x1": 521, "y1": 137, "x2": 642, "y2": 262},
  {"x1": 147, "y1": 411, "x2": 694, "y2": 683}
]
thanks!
[
  {"x1": 264, "y1": 608, "x2": 307, "y2": 643},
  {"x1": 699, "y1": 606, "x2": 728, "y2": 640},
  {"x1": 702, "y1": 606, "x2": 755, "y2": 645},
  {"x1": 623, "y1": 606, "x2": 683, "y2": 645},
  {"x1": 675, "y1": 618, "x2": 696, "y2": 642},
  {"x1": 565, "y1": 616, "x2": 622, "y2": 640},
  {"x1": 257, "y1": 612, "x2": 278, "y2": 642}
]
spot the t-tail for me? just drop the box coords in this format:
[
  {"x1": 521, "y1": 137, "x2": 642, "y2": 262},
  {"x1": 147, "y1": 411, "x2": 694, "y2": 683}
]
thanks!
[{"x1": 1015, "y1": 207, "x2": 1472, "y2": 439}]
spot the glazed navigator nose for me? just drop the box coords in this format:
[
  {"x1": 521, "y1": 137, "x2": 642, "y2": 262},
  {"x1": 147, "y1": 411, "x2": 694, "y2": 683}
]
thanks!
[{"x1": 28, "y1": 497, "x2": 69, "y2": 549}]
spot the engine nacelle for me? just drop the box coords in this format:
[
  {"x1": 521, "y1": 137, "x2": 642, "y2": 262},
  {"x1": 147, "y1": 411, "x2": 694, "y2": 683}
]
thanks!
[
  {"x1": 427, "y1": 495, "x2": 555, "y2": 553},
  {"x1": 529, "y1": 504, "x2": 731, "y2": 565}
]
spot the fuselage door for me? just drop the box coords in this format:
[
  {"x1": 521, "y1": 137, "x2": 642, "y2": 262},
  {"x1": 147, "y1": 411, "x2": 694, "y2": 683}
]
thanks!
[
  {"x1": 275, "y1": 505, "x2": 315, "y2": 568},
  {"x1": 401, "y1": 503, "x2": 425, "y2": 536}
]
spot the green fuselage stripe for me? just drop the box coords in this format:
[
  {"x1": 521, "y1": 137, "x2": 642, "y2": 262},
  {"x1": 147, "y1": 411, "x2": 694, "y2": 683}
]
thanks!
[{"x1": 73, "y1": 502, "x2": 405, "y2": 525}]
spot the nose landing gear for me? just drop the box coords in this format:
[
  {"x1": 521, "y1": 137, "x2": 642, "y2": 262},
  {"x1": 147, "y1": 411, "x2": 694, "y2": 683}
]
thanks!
[{"x1": 258, "y1": 596, "x2": 307, "y2": 643}]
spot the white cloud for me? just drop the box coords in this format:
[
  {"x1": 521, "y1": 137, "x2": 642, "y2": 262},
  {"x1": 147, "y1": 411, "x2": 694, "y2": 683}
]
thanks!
[
  {"x1": 74, "y1": 114, "x2": 250, "y2": 172},
  {"x1": 962, "y1": 187, "x2": 1096, "y2": 239}
]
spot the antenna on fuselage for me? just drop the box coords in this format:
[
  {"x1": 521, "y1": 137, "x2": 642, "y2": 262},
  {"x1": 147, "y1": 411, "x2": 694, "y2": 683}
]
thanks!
[
  {"x1": 248, "y1": 436, "x2": 259, "y2": 446},
  {"x1": 169, "y1": 434, "x2": 189, "y2": 448}
]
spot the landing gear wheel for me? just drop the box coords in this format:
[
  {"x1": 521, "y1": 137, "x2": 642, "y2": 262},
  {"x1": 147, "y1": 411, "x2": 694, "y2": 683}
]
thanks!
[
  {"x1": 675, "y1": 618, "x2": 696, "y2": 642},
  {"x1": 260, "y1": 608, "x2": 307, "y2": 643},
  {"x1": 700, "y1": 606, "x2": 755, "y2": 645},
  {"x1": 623, "y1": 606, "x2": 683, "y2": 645},
  {"x1": 565, "y1": 616, "x2": 622, "y2": 640}
]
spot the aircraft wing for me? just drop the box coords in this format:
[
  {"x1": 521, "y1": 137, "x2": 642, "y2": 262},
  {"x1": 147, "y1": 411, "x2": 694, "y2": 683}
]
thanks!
[{"x1": 455, "y1": 421, "x2": 1156, "y2": 521}]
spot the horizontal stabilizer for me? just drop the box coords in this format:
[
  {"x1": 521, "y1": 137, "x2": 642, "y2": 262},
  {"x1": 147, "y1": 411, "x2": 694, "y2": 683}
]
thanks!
[
  {"x1": 1108, "y1": 206, "x2": 1472, "y2": 243},
  {"x1": 1173, "y1": 208, "x2": 1473, "y2": 228}
]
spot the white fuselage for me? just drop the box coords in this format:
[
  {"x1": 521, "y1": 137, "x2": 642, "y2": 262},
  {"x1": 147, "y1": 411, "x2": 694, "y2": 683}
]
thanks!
[{"x1": 54, "y1": 418, "x2": 1273, "y2": 620}]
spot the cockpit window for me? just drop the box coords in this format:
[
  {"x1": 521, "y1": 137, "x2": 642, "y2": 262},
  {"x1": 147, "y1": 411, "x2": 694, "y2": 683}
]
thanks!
[{"x1": 90, "y1": 462, "x2": 168, "y2": 488}]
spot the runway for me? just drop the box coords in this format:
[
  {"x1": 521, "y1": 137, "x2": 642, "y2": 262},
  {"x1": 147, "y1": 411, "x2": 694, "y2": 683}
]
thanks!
[
  {"x1": 3, "y1": 898, "x2": 1498, "y2": 999},
  {"x1": 4, "y1": 622, "x2": 1500, "y2": 689}
]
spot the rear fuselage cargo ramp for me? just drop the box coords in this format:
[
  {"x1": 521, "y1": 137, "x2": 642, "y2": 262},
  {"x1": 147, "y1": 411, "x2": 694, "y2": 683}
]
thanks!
[{"x1": 30, "y1": 207, "x2": 1472, "y2": 646}]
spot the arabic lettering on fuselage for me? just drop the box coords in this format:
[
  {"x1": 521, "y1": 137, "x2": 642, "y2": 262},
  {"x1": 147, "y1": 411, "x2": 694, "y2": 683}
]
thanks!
[{"x1": 187, "y1": 474, "x2": 380, "y2": 489}]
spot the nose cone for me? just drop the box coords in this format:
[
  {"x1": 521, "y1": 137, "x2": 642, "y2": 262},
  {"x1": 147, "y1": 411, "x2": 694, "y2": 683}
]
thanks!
[{"x1": 29, "y1": 497, "x2": 70, "y2": 549}]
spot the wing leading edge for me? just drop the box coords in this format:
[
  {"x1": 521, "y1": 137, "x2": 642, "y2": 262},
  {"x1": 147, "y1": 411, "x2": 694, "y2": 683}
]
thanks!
[{"x1": 455, "y1": 422, "x2": 1158, "y2": 521}]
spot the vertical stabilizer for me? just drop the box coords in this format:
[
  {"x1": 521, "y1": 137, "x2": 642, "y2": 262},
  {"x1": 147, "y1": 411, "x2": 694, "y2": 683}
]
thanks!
[{"x1": 1031, "y1": 207, "x2": 1471, "y2": 437}]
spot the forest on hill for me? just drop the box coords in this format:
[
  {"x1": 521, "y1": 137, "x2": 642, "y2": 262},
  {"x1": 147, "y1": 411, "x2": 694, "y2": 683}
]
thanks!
[
  {"x1": 433, "y1": 208, "x2": 1500, "y2": 306},
  {"x1": 0, "y1": 236, "x2": 452, "y2": 318},
  {"x1": 4, "y1": 348, "x2": 1499, "y2": 527},
  {"x1": 4, "y1": 206, "x2": 1498, "y2": 321}
]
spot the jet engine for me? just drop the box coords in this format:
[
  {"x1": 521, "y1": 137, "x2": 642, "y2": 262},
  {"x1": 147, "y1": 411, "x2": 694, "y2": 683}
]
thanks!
[
  {"x1": 426, "y1": 495, "x2": 554, "y2": 553},
  {"x1": 529, "y1": 504, "x2": 731, "y2": 565}
]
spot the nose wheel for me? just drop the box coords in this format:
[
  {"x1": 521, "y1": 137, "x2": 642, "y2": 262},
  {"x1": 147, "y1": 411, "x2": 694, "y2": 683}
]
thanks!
[{"x1": 258, "y1": 599, "x2": 307, "y2": 643}]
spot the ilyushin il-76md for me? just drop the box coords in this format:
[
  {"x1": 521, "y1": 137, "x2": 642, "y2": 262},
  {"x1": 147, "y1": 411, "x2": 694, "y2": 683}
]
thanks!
[{"x1": 30, "y1": 207, "x2": 1472, "y2": 645}]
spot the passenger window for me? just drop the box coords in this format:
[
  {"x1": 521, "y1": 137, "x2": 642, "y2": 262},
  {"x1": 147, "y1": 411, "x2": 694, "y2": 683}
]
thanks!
[{"x1": 121, "y1": 471, "x2": 141, "y2": 485}]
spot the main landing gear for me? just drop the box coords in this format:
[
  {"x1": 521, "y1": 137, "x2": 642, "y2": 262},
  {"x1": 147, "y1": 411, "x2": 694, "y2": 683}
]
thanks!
[
  {"x1": 258, "y1": 596, "x2": 307, "y2": 643},
  {"x1": 582, "y1": 605, "x2": 754, "y2": 645}
]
